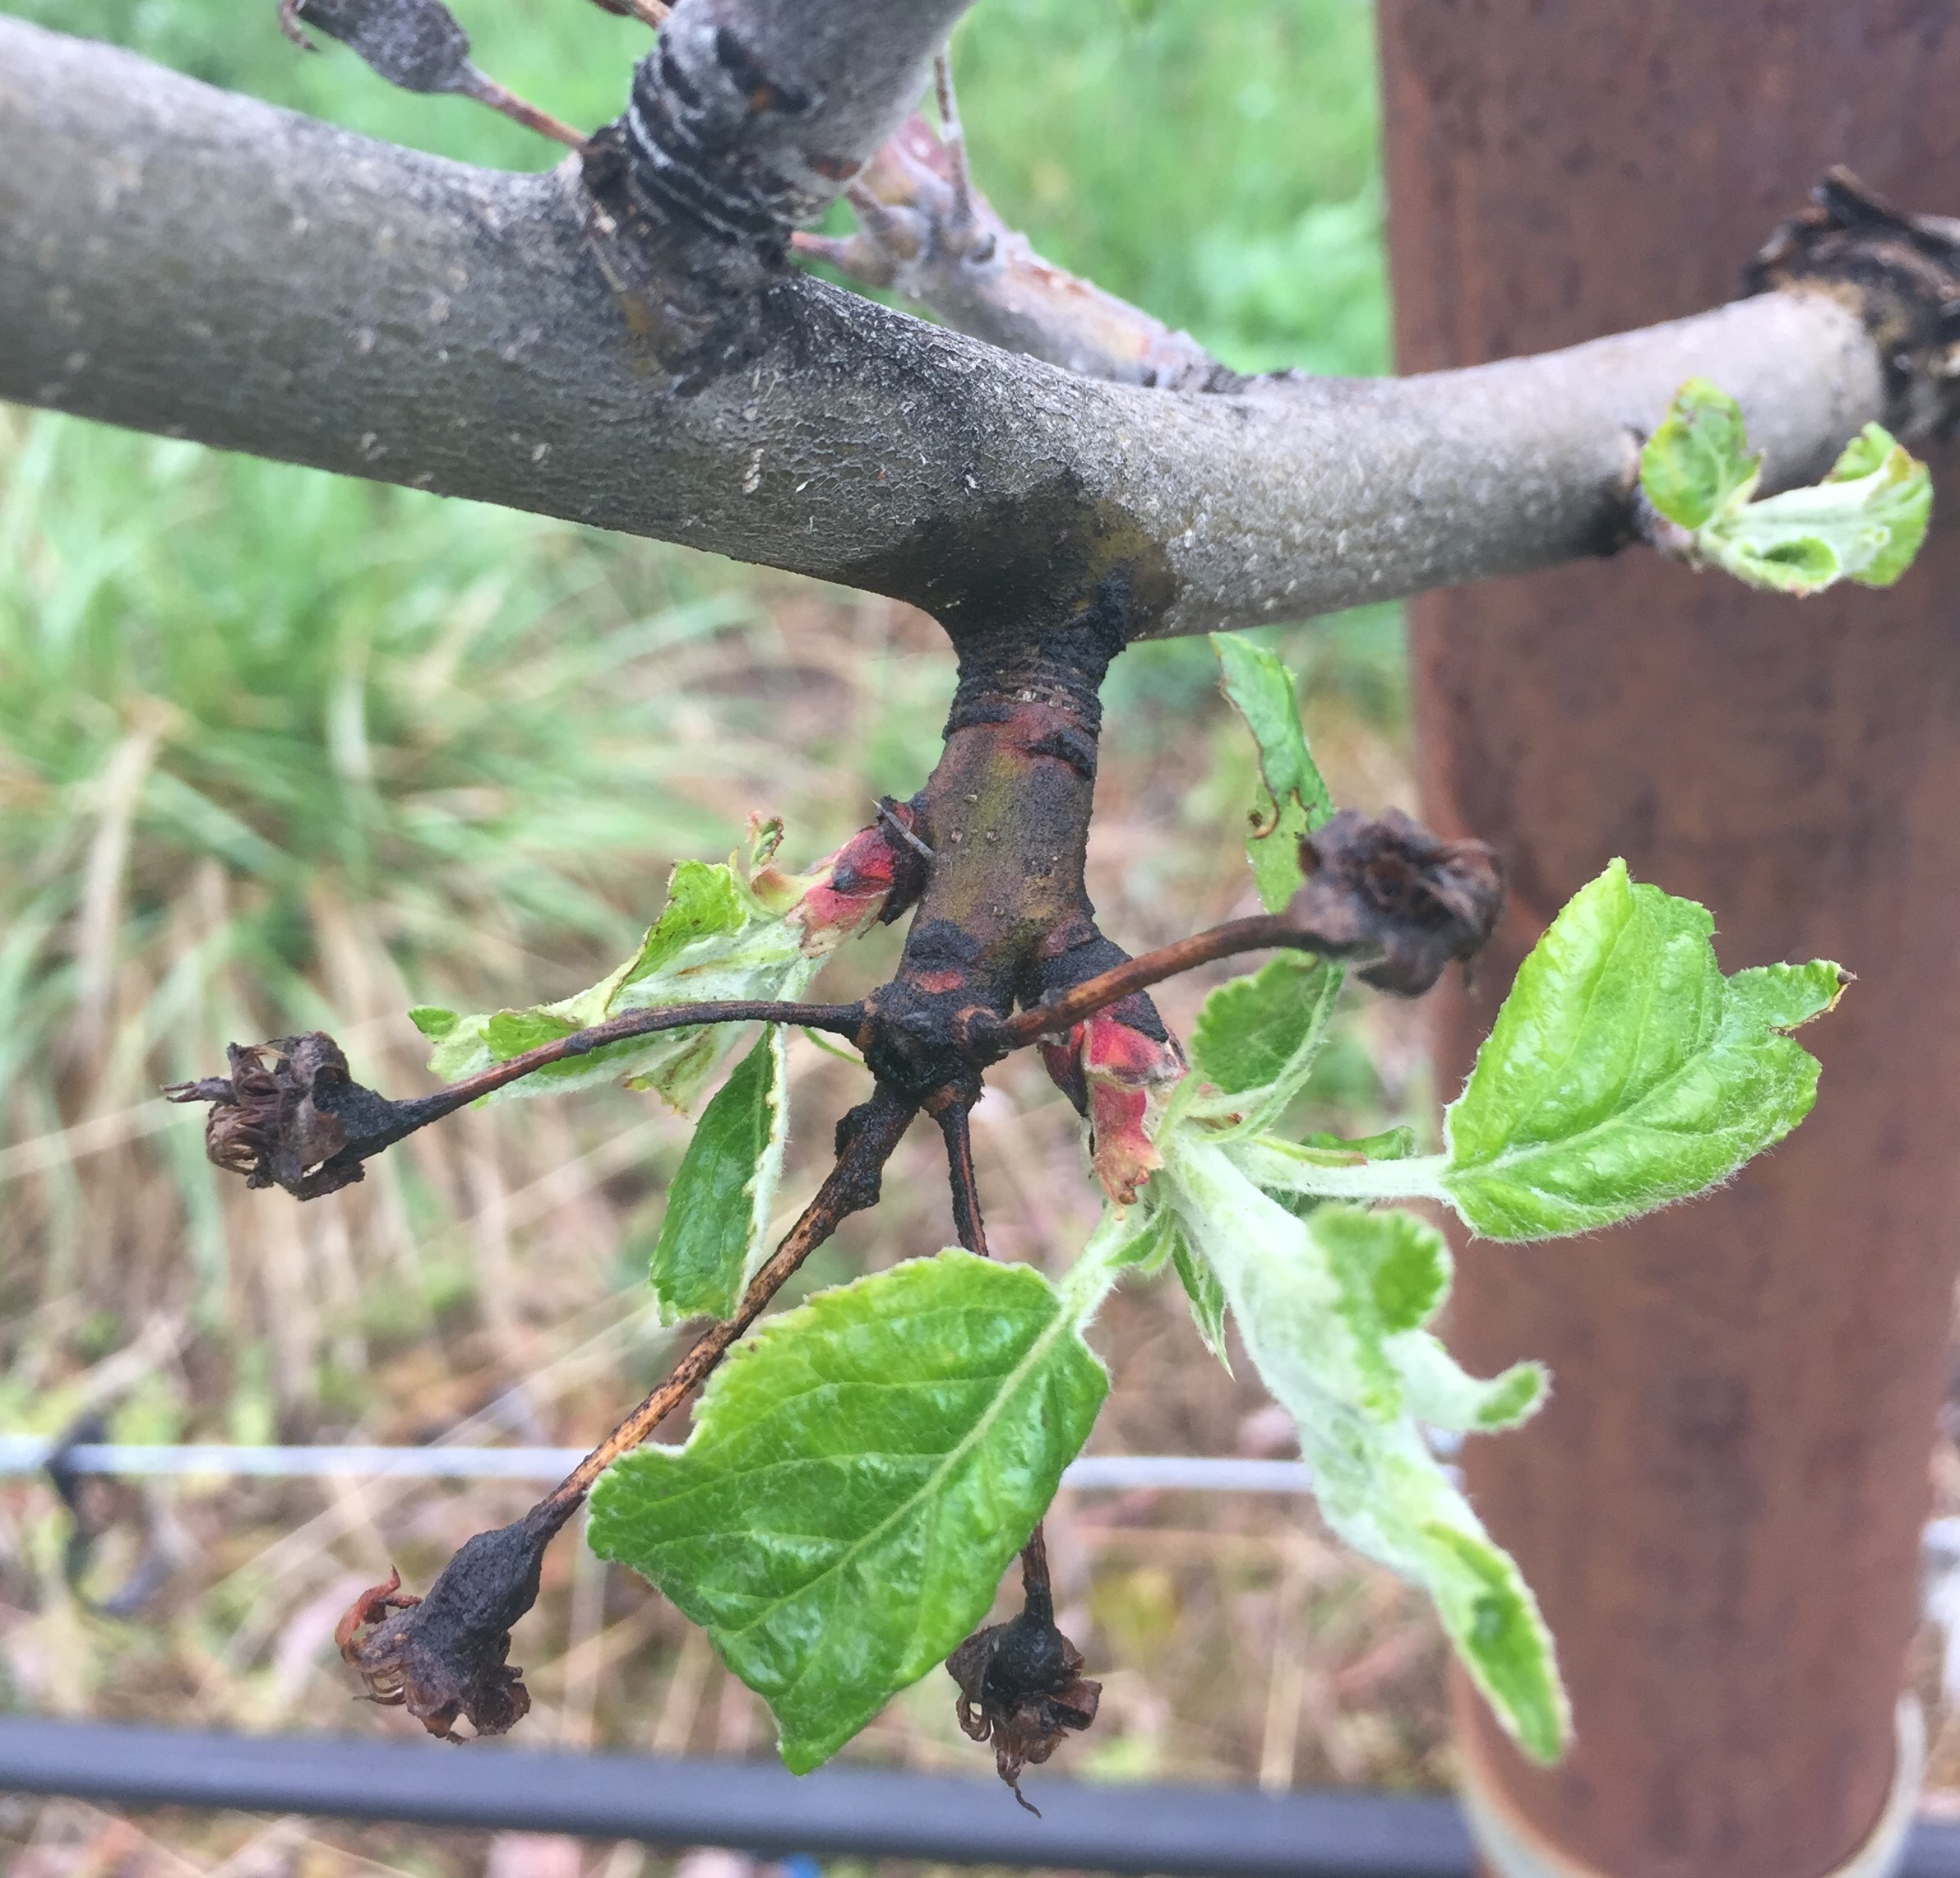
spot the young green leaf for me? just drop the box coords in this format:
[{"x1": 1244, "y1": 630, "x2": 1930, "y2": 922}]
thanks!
[
  {"x1": 588, "y1": 1251, "x2": 1109, "y2": 1774},
  {"x1": 1170, "y1": 1225, "x2": 1231, "y2": 1369},
  {"x1": 419, "y1": 857, "x2": 816, "y2": 1111},
  {"x1": 1639, "y1": 377, "x2": 1759, "y2": 530},
  {"x1": 1640, "y1": 382, "x2": 1932, "y2": 595},
  {"x1": 1442, "y1": 859, "x2": 1846, "y2": 1240},
  {"x1": 1211, "y1": 635, "x2": 1334, "y2": 911},
  {"x1": 1190, "y1": 951, "x2": 1343, "y2": 1101},
  {"x1": 1158, "y1": 1140, "x2": 1567, "y2": 1762},
  {"x1": 1708, "y1": 422, "x2": 1932, "y2": 594},
  {"x1": 648, "y1": 1028, "x2": 790, "y2": 1325}
]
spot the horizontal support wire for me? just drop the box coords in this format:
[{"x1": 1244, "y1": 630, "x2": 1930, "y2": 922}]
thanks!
[{"x1": 0, "y1": 1440, "x2": 1316, "y2": 1493}]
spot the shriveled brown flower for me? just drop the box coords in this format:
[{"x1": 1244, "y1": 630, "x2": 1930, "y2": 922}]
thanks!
[
  {"x1": 945, "y1": 1532, "x2": 1101, "y2": 1816},
  {"x1": 1283, "y1": 807, "x2": 1503, "y2": 996},
  {"x1": 164, "y1": 1032, "x2": 432, "y2": 1200},
  {"x1": 335, "y1": 1513, "x2": 562, "y2": 1741}
]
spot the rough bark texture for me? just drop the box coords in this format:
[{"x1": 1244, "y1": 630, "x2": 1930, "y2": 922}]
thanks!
[
  {"x1": 1380, "y1": 2, "x2": 1960, "y2": 1873},
  {"x1": 0, "y1": 17, "x2": 1893, "y2": 644}
]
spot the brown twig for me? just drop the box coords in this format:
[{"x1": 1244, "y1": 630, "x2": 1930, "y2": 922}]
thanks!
[
  {"x1": 930, "y1": 1089, "x2": 989, "y2": 1257},
  {"x1": 1002, "y1": 914, "x2": 1315, "y2": 1046},
  {"x1": 588, "y1": 0, "x2": 670, "y2": 26},
  {"x1": 534, "y1": 1083, "x2": 918, "y2": 1516},
  {"x1": 455, "y1": 70, "x2": 589, "y2": 150},
  {"x1": 166, "y1": 998, "x2": 867, "y2": 1198},
  {"x1": 336, "y1": 1085, "x2": 918, "y2": 1736},
  {"x1": 424, "y1": 997, "x2": 865, "y2": 1112}
]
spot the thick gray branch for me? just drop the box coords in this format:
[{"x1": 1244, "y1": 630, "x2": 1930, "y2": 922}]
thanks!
[{"x1": 0, "y1": 19, "x2": 1888, "y2": 642}]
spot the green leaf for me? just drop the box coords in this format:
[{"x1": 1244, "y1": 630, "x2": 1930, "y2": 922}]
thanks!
[
  {"x1": 620, "y1": 858, "x2": 750, "y2": 988},
  {"x1": 1191, "y1": 952, "x2": 1340, "y2": 1094},
  {"x1": 1640, "y1": 384, "x2": 1932, "y2": 595},
  {"x1": 1170, "y1": 1225, "x2": 1231, "y2": 1369},
  {"x1": 1212, "y1": 634, "x2": 1334, "y2": 911},
  {"x1": 588, "y1": 1251, "x2": 1108, "y2": 1773},
  {"x1": 1188, "y1": 956, "x2": 1345, "y2": 1141},
  {"x1": 1639, "y1": 377, "x2": 1759, "y2": 530},
  {"x1": 1443, "y1": 859, "x2": 1846, "y2": 1240},
  {"x1": 484, "y1": 1009, "x2": 579, "y2": 1057},
  {"x1": 1391, "y1": 1333, "x2": 1546, "y2": 1434},
  {"x1": 649, "y1": 1028, "x2": 790, "y2": 1325},
  {"x1": 408, "y1": 1006, "x2": 458, "y2": 1042},
  {"x1": 1158, "y1": 1138, "x2": 1568, "y2": 1762},
  {"x1": 1417, "y1": 1523, "x2": 1565, "y2": 1763},
  {"x1": 1707, "y1": 421, "x2": 1932, "y2": 594},
  {"x1": 420, "y1": 856, "x2": 819, "y2": 1110}
]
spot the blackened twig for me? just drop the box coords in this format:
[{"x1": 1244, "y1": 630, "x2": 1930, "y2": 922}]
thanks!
[
  {"x1": 338, "y1": 1085, "x2": 918, "y2": 1734},
  {"x1": 534, "y1": 1083, "x2": 918, "y2": 1514},
  {"x1": 930, "y1": 1089, "x2": 989, "y2": 1257}
]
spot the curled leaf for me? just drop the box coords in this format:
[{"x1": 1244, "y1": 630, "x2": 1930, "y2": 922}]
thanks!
[{"x1": 1639, "y1": 380, "x2": 1933, "y2": 594}]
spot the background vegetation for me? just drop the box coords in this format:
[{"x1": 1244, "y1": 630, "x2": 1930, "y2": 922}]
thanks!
[{"x1": 6, "y1": 3, "x2": 1950, "y2": 1875}]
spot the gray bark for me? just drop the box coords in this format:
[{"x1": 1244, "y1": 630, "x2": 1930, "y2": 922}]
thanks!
[{"x1": 0, "y1": 17, "x2": 1888, "y2": 642}]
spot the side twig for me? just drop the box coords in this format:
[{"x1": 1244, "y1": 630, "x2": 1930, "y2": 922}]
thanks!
[
  {"x1": 165, "y1": 998, "x2": 867, "y2": 1199},
  {"x1": 335, "y1": 1085, "x2": 918, "y2": 1740}
]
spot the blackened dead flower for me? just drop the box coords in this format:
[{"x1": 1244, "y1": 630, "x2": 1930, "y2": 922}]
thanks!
[
  {"x1": 945, "y1": 1530, "x2": 1100, "y2": 1812},
  {"x1": 165, "y1": 1032, "x2": 433, "y2": 1200},
  {"x1": 335, "y1": 1510, "x2": 564, "y2": 1741},
  {"x1": 1283, "y1": 807, "x2": 1504, "y2": 996}
]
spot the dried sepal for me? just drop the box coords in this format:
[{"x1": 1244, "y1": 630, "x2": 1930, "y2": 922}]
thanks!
[
  {"x1": 1285, "y1": 808, "x2": 1503, "y2": 996},
  {"x1": 335, "y1": 1513, "x2": 562, "y2": 1741}
]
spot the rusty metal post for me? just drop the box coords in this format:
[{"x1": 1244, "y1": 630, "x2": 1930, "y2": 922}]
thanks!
[{"x1": 1377, "y1": 7, "x2": 1960, "y2": 1876}]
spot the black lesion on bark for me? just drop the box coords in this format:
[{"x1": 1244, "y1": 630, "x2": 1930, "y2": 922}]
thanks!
[
  {"x1": 832, "y1": 481, "x2": 1177, "y2": 649},
  {"x1": 1749, "y1": 168, "x2": 1960, "y2": 438}
]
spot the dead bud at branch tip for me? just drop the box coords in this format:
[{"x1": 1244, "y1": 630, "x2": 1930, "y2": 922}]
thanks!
[{"x1": 277, "y1": 0, "x2": 589, "y2": 147}]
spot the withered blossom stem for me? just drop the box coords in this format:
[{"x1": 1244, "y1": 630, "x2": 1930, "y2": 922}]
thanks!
[
  {"x1": 1001, "y1": 916, "x2": 1369, "y2": 1046},
  {"x1": 931, "y1": 52, "x2": 975, "y2": 234},
  {"x1": 455, "y1": 72, "x2": 589, "y2": 150},
  {"x1": 1019, "y1": 1521, "x2": 1053, "y2": 1626},
  {"x1": 530, "y1": 1086, "x2": 918, "y2": 1519},
  {"x1": 409, "y1": 997, "x2": 866, "y2": 1119},
  {"x1": 931, "y1": 1094, "x2": 989, "y2": 1258}
]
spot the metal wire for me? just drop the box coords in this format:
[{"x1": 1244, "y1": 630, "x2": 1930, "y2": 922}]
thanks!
[{"x1": 0, "y1": 1438, "x2": 1315, "y2": 1493}]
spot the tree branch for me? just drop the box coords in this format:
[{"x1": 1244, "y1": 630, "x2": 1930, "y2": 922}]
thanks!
[
  {"x1": 0, "y1": 18, "x2": 1913, "y2": 643},
  {"x1": 796, "y1": 111, "x2": 1231, "y2": 391}
]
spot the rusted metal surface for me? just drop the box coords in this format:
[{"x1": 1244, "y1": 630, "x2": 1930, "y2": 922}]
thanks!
[{"x1": 1378, "y1": 5, "x2": 1960, "y2": 1874}]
